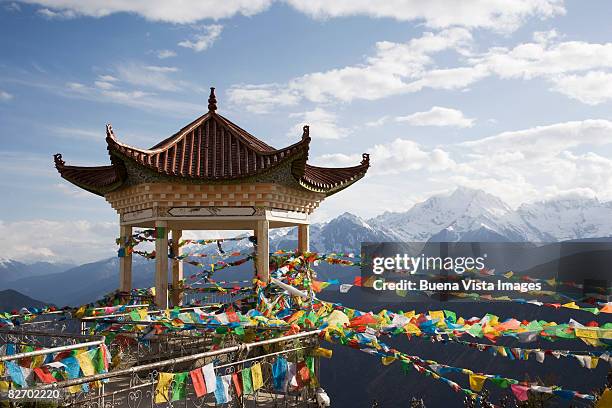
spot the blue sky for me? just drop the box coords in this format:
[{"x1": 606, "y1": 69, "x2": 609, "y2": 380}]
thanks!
[{"x1": 2, "y1": 1, "x2": 612, "y2": 262}]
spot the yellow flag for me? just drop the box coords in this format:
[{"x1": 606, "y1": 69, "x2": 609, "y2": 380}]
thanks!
[
  {"x1": 313, "y1": 348, "x2": 333, "y2": 359},
  {"x1": 74, "y1": 305, "x2": 87, "y2": 318},
  {"x1": 596, "y1": 389, "x2": 612, "y2": 408},
  {"x1": 575, "y1": 328, "x2": 599, "y2": 339},
  {"x1": 591, "y1": 357, "x2": 599, "y2": 369},
  {"x1": 503, "y1": 271, "x2": 514, "y2": 278},
  {"x1": 404, "y1": 323, "x2": 421, "y2": 335},
  {"x1": 469, "y1": 374, "x2": 487, "y2": 392},
  {"x1": 429, "y1": 310, "x2": 445, "y2": 321},
  {"x1": 251, "y1": 363, "x2": 263, "y2": 391},
  {"x1": 75, "y1": 350, "x2": 96, "y2": 376},
  {"x1": 155, "y1": 372, "x2": 174, "y2": 403},
  {"x1": 76, "y1": 349, "x2": 101, "y2": 389},
  {"x1": 562, "y1": 302, "x2": 579, "y2": 309},
  {"x1": 381, "y1": 356, "x2": 396, "y2": 366},
  {"x1": 0, "y1": 381, "x2": 9, "y2": 392},
  {"x1": 0, "y1": 362, "x2": 4, "y2": 377}
]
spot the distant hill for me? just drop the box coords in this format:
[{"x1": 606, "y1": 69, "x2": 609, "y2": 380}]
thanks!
[
  {"x1": 0, "y1": 289, "x2": 50, "y2": 311},
  {"x1": 0, "y1": 258, "x2": 75, "y2": 288}
]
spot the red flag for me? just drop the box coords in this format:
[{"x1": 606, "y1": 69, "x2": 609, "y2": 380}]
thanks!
[
  {"x1": 353, "y1": 276, "x2": 363, "y2": 287},
  {"x1": 232, "y1": 372, "x2": 242, "y2": 397},
  {"x1": 190, "y1": 368, "x2": 207, "y2": 398},
  {"x1": 33, "y1": 367, "x2": 56, "y2": 383}
]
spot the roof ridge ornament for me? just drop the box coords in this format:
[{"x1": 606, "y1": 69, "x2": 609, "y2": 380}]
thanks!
[
  {"x1": 106, "y1": 123, "x2": 115, "y2": 138},
  {"x1": 208, "y1": 87, "x2": 217, "y2": 112},
  {"x1": 53, "y1": 153, "x2": 65, "y2": 168},
  {"x1": 302, "y1": 125, "x2": 309, "y2": 140},
  {"x1": 361, "y1": 153, "x2": 370, "y2": 165}
]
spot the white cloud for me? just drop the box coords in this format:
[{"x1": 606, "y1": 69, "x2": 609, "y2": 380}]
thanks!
[
  {"x1": 115, "y1": 63, "x2": 182, "y2": 91},
  {"x1": 97, "y1": 75, "x2": 118, "y2": 82},
  {"x1": 230, "y1": 29, "x2": 612, "y2": 111},
  {"x1": 156, "y1": 49, "x2": 177, "y2": 59},
  {"x1": 94, "y1": 80, "x2": 115, "y2": 90},
  {"x1": 286, "y1": 0, "x2": 564, "y2": 31},
  {"x1": 550, "y1": 71, "x2": 612, "y2": 105},
  {"x1": 19, "y1": 0, "x2": 563, "y2": 30},
  {"x1": 462, "y1": 119, "x2": 612, "y2": 159},
  {"x1": 0, "y1": 90, "x2": 13, "y2": 101},
  {"x1": 229, "y1": 28, "x2": 478, "y2": 112},
  {"x1": 473, "y1": 32, "x2": 612, "y2": 79},
  {"x1": 315, "y1": 138, "x2": 455, "y2": 175},
  {"x1": 396, "y1": 106, "x2": 474, "y2": 128},
  {"x1": 59, "y1": 81, "x2": 203, "y2": 116},
  {"x1": 20, "y1": 0, "x2": 272, "y2": 23},
  {"x1": 0, "y1": 219, "x2": 117, "y2": 263},
  {"x1": 5, "y1": 2, "x2": 21, "y2": 12},
  {"x1": 364, "y1": 116, "x2": 390, "y2": 127},
  {"x1": 178, "y1": 24, "x2": 223, "y2": 52},
  {"x1": 36, "y1": 7, "x2": 76, "y2": 19},
  {"x1": 227, "y1": 84, "x2": 300, "y2": 114},
  {"x1": 50, "y1": 126, "x2": 103, "y2": 142},
  {"x1": 288, "y1": 108, "x2": 349, "y2": 139}
]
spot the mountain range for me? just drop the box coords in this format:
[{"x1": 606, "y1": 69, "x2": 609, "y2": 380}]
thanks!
[{"x1": 3, "y1": 187, "x2": 612, "y2": 307}]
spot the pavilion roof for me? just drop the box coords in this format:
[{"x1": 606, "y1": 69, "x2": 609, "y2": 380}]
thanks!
[{"x1": 54, "y1": 88, "x2": 369, "y2": 197}]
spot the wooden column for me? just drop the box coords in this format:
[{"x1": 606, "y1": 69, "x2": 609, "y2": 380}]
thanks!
[
  {"x1": 298, "y1": 224, "x2": 310, "y2": 253},
  {"x1": 256, "y1": 219, "x2": 270, "y2": 282},
  {"x1": 171, "y1": 229, "x2": 183, "y2": 306},
  {"x1": 119, "y1": 225, "x2": 132, "y2": 292},
  {"x1": 154, "y1": 221, "x2": 169, "y2": 309}
]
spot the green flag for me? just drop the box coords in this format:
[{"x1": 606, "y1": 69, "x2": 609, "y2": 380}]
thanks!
[
  {"x1": 171, "y1": 372, "x2": 188, "y2": 401},
  {"x1": 130, "y1": 309, "x2": 140, "y2": 321},
  {"x1": 241, "y1": 367, "x2": 253, "y2": 395},
  {"x1": 92, "y1": 348, "x2": 105, "y2": 373}
]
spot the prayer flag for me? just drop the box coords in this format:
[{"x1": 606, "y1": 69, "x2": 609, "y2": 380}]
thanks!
[
  {"x1": 241, "y1": 367, "x2": 253, "y2": 395},
  {"x1": 214, "y1": 375, "x2": 232, "y2": 404},
  {"x1": 469, "y1": 374, "x2": 487, "y2": 392},
  {"x1": 155, "y1": 373, "x2": 174, "y2": 403},
  {"x1": 251, "y1": 363, "x2": 263, "y2": 391},
  {"x1": 232, "y1": 372, "x2": 242, "y2": 397},
  {"x1": 190, "y1": 368, "x2": 207, "y2": 398},
  {"x1": 272, "y1": 357, "x2": 287, "y2": 391},
  {"x1": 171, "y1": 372, "x2": 188, "y2": 401},
  {"x1": 202, "y1": 363, "x2": 216, "y2": 392},
  {"x1": 511, "y1": 384, "x2": 529, "y2": 401}
]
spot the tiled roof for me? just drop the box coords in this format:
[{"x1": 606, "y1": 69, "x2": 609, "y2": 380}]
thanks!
[
  {"x1": 53, "y1": 88, "x2": 370, "y2": 196},
  {"x1": 53, "y1": 154, "x2": 125, "y2": 196},
  {"x1": 298, "y1": 155, "x2": 370, "y2": 193},
  {"x1": 106, "y1": 113, "x2": 310, "y2": 180}
]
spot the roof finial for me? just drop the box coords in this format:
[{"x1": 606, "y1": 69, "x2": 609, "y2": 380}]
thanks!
[
  {"x1": 208, "y1": 87, "x2": 217, "y2": 112},
  {"x1": 53, "y1": 153, "x2": 65, "y2": 168},
  {"x1": 302, "y1": 125, "x2": 310, "y2": 140},
  {"x1": 361, "y1": 153, "x2": 370, "y2": 165}
]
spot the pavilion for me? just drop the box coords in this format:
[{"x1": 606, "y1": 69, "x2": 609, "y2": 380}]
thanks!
[{"x1": 54, "y1": 88, "x2": 369, "y2": 308}]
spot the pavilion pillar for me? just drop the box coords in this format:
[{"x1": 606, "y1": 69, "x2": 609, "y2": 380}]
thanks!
[
  {"x1": 256, "y1": 219, "x2": 270, "y2": 282},
  {"x1": 119, "y1": 225, "x2": 132, "y2": 292},
  {"x1": 154, "y1": 220, "x2": 169, "y2": 309},
  {"x1": 298, "y1": 224, "x2": 310, "y2": 253},
  {"x1": 171, "y1": 229, "x2": 183, "y2": 306}
]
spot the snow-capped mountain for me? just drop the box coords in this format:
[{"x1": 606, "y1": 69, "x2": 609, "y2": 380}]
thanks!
[
  {"x1": 518, "y1": 197, "x2": 612, "y2": 241},
  {"x1": 265, "y1": 187, "x2": 612, "y2": 252},
  {"x1": 369, "y1": 187, "x2": 544, "y2": 243}
]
